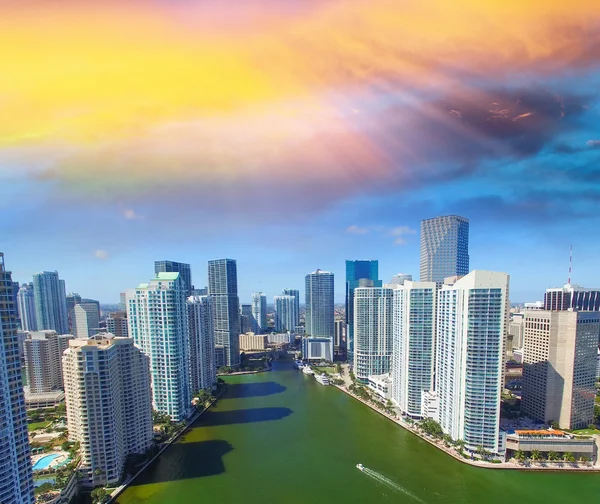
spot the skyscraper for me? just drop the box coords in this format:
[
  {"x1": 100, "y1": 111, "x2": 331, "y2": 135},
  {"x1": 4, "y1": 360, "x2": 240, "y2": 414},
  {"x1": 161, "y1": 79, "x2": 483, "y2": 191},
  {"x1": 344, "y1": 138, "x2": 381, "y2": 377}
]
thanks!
[
  {"x1": 282, "y1": 288, "x2": 300, "y2": 328},
  {"x1": 353, "y1": 287, "x2": 393, "y2": 382},
  {"x1": 127, "y1": 272, "x2": 192, "y2": 421},
  {"x1": 106, "y1": 311, "x2": 128, "y2": 337},
  {"x1": 420, "y1": 215, "x2": 469, "y2": 286},
  {"x1": 17, "y1": 282, "x2": 37, "y2": 331},
  {"x1": 436, "y1": 270, "x2": 508, "y2": 457},
  {"x1": 346, "y1": 260, "x2": 381, "y2": 363},
  {"x1": 33, "y1": 271, "x2": 69, "y2": 334},
  {"x1": 73, "y1": 302, "x2": 101, "y2": 338},
  {"x1": 334, "y1": 320, "x2": 346, "y2": 351},
  {"x1": 240, "y1": 304, "x2": 253, "y2": 334},
  {"x1": 66, "y1": 292, "x2": 82, "y2": 333},
  {"x1": 63, "y1": 335, "x2": 153, "y2": 486},
  {"x1": 155, "y1": 260, "x2": 193, "y2": 297},
  {"x1": 251, "y1": 292, "x2": 267, "y2": 334},
  {"x1": 305, "y1": 269, "x2": 335, "y2": 339},
  {"x1": 0, "y1": 253, "x2": 34, "y2": 504},
  {"x1": 188, "y1": 296, "x2": 216, "y2": 393},
  {"x1": 389, "y1": 273, "x2": 413, "y2": 286},
  {"x1": 24, "y1": 330, "x2": 73, "y2": 392},
  {"x1": 544, "y1": 284, "x2": 600, "y2": 311},
  {"x1": 391, "y1": 281, "x2": 437, "y2": 418},
  {"x1": 274, "y1": 295, "x2": 298, "y2": 333},
  {"x1": 522, "y1": 310, "x2": 599, "y2": 429},
  {"x1": 208, "y1": 259, "x2": 241, "y2": 367}
]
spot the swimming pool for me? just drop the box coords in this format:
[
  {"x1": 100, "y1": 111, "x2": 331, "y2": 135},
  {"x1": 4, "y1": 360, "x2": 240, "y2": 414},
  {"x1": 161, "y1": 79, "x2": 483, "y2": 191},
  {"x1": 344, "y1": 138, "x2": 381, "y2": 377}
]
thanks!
[{"x1": 33, "y1": 453, "x2": 61, "y2": 471}]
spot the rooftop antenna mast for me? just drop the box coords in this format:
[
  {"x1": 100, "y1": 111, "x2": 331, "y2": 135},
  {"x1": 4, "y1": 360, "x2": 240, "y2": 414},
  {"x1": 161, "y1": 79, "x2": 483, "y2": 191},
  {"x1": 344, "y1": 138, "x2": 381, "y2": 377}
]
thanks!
[{"x1": 567, "y1": 244, "x2": 572, "y2": 286}]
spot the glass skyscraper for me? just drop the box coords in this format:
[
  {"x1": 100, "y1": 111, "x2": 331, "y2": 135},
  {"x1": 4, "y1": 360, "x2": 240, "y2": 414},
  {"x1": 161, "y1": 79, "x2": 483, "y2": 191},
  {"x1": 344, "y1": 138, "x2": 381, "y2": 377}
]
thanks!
[
  {"x1": 420, "y1": 215, "x2": 469, "y2": 286},
  {"x1": 305, "y1": 269, "x2": 334, "y2": 339},
  {"x1": 33, "y1": 271, "x2": 69, "y2": 334},
  {"x1": 251, "y1": 292, "x2": 267, "y2": 334},
  {"x1": 345, "y1": 260, "x2": 381, "y2": 362},
  {"x1": 155, "y1": 260, "x2": 193, "y2": 297},
  {"x1": 273, "y1": 295, "x2": 297, "y2": 333},
  {"x1": 17, "y1": 282, "x2": 37, "y2": 331},
  {"x1": 282, "y1": 288, "x2": 300, "y2": 328}
]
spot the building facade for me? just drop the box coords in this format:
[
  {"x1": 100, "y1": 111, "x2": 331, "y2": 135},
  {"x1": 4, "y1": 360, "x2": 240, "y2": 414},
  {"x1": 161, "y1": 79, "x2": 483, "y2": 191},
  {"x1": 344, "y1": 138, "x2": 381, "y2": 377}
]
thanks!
[
  {"x1": 187, "y1": 296, "x2": 216, "y2": 393},
  {"x1": 334, "y1": 320, "x2": 346, "y2": 351},
  {"x1": 240, "y1": 304, "x2": 253, "y2": 334},
  {"x1": 74, "y1": 302, "x2": 101, "y2": 338},
  {"x1": 436, "y1": 270, "x2": 508, "y2": 457},
  {"x1": 24, "y1": 330, "x2": 73, "y2": 393},
  {"x1": 419, "y1": 215, "x2": 469, "y2": 286},
  {"x1": 282, "y1": 289, "x2": 300, "y2": 328},
  {"x1": 208, "y1": 259, "x2": 241, "y2": 367},
  {"x1": 106, "y1": 311, "x2": 128, "y2": 337},
  {"x1": 544, "y1": 284, "x2": 600, "y2": 312},
  {"x1": 127, "y1": 272, "x2": 192, "y2": 421},
  {"x1": 302, "y1": 336, "x2": 334, "y2": 362},
  {"x1": 33, "y1": 271, "x2": 69, "y2": 334},
  {"x1": 305, "y1": 269, "x2": 335, "y2": 339},
  {"x1": 66, "y1": 292, "x2": 82, "y2": 333},
  {"x1": 251, "y1": 292, "x2": 267, "y2": 334},
  {"x1": 239, "y1": 332, "x2": 269, "y2": 351},
  {"x1": 17, "y1": 283, "x2": 37, "y2": 332},
  {"x1": 274, "y1": 295, "x2": 298, "y2": 333},
  {"x1": 0, "y1": 253, "x2": 35, "y2": 504},
  {"x1": 390, "y1": 273, "x2": 413, "y2": 286},
  {"x1": 155, "y1": 260, "x2": 193, "y2": 297}
]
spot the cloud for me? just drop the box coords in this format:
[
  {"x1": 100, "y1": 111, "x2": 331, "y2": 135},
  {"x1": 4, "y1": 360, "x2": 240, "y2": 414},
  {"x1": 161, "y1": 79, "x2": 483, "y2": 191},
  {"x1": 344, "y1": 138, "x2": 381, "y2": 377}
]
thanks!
[
  {"x1": 388, "y1": 226, "x2": 416, "y2": 245},
  {"x1": 346, "y1": 225, "x2": 369, "y2": 235},
  {"x1": 587, "y1": 140, "x2": 600, "y2": 148},
  {"x1": 94, "y1": 249, "x2": 109, "y2": 260},
  {"x1": 347, "y1": 224, "x2": 415, "y2": 245},
  {"x1": 123, "y1": 209, "x2": 140, "y2": 220}
]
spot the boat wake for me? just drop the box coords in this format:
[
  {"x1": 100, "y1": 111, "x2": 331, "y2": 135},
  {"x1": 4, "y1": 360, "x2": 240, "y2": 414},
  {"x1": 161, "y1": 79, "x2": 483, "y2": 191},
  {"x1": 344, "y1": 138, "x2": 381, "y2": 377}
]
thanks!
[{"x1": 359, "y1": 466, "x2": 425, "y2": 503}]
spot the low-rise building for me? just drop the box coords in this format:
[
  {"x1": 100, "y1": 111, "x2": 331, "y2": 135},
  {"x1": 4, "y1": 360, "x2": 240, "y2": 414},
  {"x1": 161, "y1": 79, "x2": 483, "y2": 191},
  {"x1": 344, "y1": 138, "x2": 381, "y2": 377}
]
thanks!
[
  {"x1": 367, "y1": 374, "x2": 392, "y2": 399},
  {"x1": 267, "y1": 332, "x2": 293, "y2": 345},
  {"x1": 421, "y1": 391, "x2": 439, "y2": 422},
  {"x1": 302, "y1": 336, "x2": 333, "y2": 362},
  {"x1": 506, "y1": 430, "x2": 596, "y2": 462},
  {"x1": 24, "y1": 389, "x2": 65, "y2": 409},
  {"x1": 239, "y1": 332, "x2": 269, "y2": 351}
]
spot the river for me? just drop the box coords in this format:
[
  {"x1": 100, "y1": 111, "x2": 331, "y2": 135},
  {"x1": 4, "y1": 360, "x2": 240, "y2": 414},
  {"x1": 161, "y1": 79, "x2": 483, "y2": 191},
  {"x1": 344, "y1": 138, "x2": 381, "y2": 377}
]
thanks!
[{"x1": 115, "y1": 360, "x2": 599, "y2": 503}]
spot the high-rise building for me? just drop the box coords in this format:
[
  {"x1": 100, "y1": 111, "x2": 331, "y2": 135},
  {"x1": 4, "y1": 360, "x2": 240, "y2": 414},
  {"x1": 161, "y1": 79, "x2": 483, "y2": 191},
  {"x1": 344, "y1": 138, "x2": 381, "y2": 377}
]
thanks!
[
  {"x1": 127, "y1": 272, "x2": 192, "y2": 421},
  {"x1": 106, "y1": 311, "x2": 128, "y2": 337},
  {"x1": 155, "y1": 260, "x2": 193, "y2": 297},
  {"x1": 33, "y1": 271, "x2": 69, "y2": 334},
  {"x1": 508, "y1": 313, "x2": 525, "y2": 349},
  {"x1": 24, "y1": 330, "x2": 73, "y2": 393},
  {"x1": 66, "y1": 292, "x2": 82, "y2": 333},
  {"x1": 17, "y1": 282, "x2": 37, "y2": 331},
  {"x1": 345, "y1": 261, "x2": 381, "y2": 363},
  {"x1": 63, "y1": 335, "x2": 153, "y2": 486},
  {"x1": 274, "y1": 295, "x2": 298, "y2": 333},
  {"x1": 334, "y1": 320, "x2": 346, "y2": 351},
  {"x1": 544, "y1": 284, "x2": 600, "y2": 311},
  {"x1": 282, "y1": 289, "x2": 300, "y2": 328},
  {"x1": 119, "y1": 292, "x2": 127, "y2": 311},
  {"x1": 240, "y1": 304, "x2": 253, "y2": 334},
  {"x1": 353, "y1": 287, "x2": 394, "y2": 382},
  {"x1": 436, "y1": 271, "x2": 508, "y2": 457},
  {"x1": 0, "y1": 253, "x2": 34, "y2": 504},
  {"x1": 389, "y1": 273, "x2": 413, "y2": 286},
  {"x1": 187, "y1": 296, "x2": 216, "y2": 393},
  {"x1": 74, "y1": 302, "x2": 101, "y2": 338},
  {"x1": 191, "y1": 287, "x2": 208, "y2": 296},
  {"x1": 391, "y1": 281, "x2": 437, "y2": 418},
  {"x1": 306, "y1": 269, "x2": 335, "y2": 339},
  {"x1": 251, "y1": 292, "x2": 267, "y2": 334},
  {"x1": 521, "y1": 310, "x2": 599, "y2": 430},
  {"x1": 208, "y1": 259, "x2": 241, "y2": 367},
  {"x1": 420, "y1": 215, "x2": 469, "y2": 286}
]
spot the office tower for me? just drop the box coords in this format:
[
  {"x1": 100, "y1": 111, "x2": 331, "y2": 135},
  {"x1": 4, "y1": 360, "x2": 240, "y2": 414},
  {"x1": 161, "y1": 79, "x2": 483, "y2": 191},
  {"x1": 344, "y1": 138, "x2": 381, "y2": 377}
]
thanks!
[
  {"x1": 24, "y1": 330, "x2": 73, "y2": 392},
  {"x1": 17, "y1": 282, "x2": 37, "y2": 331},
  {"x1": 521, "y1": 311, "x2": 599, "y2": 429},
  {"x1": 119, "y1": 292, "x2": 127, "y2": 311},
  {"x1": 346, "y1": 261, "x2": 381, "y2": 363},
  {"x1": 240, "y1": 304, "x2": 253, "y2": 334},
  {"x1": 0, "y1": 253, "x2": 34, "y2": 504},
  {"x1": 106, "y1": 311, "x2": 128, "y2": 337},
  {"x1": 544, "y1": 284, "x2": 600, "y2": 311},
  {"x1": 66, "y1": 292, "x2": 82, "y2": 333},
  {"x1": 353, "y1": 287, "x2": 394, "y2": 381},
  {"x1": 420, "y1": 215, "x2": 469, "y2": 285},
  {"x1": 33, "y1": 271, "x2": 69, "y2": 333},
  {"x1": 63, "y1": 335, "x2": 153, "y2": 486},
  {"x1": 282, "y1": 288, "x2": 300, "y2": 327},
  {"x1": 251, "y1": 292, "x2": 267, "y2": 334},
  {"x1": 391, "y1": 281, "x2": 437, "y2": 418},
  {"x1": 436, "y1": 271, "x2": 508, "y2": 456},
  {"x1": 73, "y1": 302, "x2": 101, "y2": 338},
  {"x1": 155, "y1": 260, "x2": 193, "y2": 297},
  {"x1": 306, "y1": 269, "x2": 335, "y2": 339},
  {"x1": 192, "y1": 287, "x2": 208, "y2": 296},
  {"x1": 208, "y1": 259, "x2": 241, "y2": 367},
  {"x1": 390, "y1": 273, "x2": 413, "y2": 286},
  {"x1": 187, "y1": 296, "x2": 216, "y2": 393},
  {"x1": 274, "y1": 295, "x2": 298, "y2": 333},
  {"x1": 508, "y1": 313, "x2": 525, "y2": 349},
  {"x1": 334, "y1": 320, "x2": 346, "y2": 350},
  {"x1": 127, "y1": 272, "x2": 192, "y2": 421}
]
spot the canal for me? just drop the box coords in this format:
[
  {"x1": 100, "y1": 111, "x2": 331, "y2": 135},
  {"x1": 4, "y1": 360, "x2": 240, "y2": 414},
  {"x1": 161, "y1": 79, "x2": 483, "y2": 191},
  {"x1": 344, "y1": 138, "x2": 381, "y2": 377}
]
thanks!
[{"x1": 115, "y1": 360, "x2": 599, "y2": 503}]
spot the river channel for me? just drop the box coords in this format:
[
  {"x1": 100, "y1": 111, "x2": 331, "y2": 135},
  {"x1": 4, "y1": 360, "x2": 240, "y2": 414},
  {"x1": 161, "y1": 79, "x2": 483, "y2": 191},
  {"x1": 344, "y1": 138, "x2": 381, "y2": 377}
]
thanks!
[{"x1": 115, "y1": 360, "x2": 599, "y2": 503}]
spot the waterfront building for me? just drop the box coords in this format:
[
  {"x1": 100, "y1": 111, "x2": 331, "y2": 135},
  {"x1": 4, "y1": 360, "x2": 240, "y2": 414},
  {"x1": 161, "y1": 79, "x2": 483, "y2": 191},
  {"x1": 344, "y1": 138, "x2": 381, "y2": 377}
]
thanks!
[
  {"x1": 367, "y1": 374, "x2": 392, "y2": 400},
  {"x1": 306, "y1": 269, "x2": 335, "y2": 339},
  {"x1": 506, "y1": 430, "x2": 596, "y2": 462},
  {"x1": 421, "y1": 391, "x2": 440, "y2": 422},
  {"x1": 155, "y1": 260, "x2": 193, "y2": 297},
  {"x1": 334, "y1": 320, "x2": 346, "y2": 351},
  {"x1": 508, "y1": 313, "x2": 525, "y2": 349},
  {"x1": 346, "y1": 261, "x2": 381, "y2": 363},
  {"x1": 0, "y1": 253, "x2": 34, "y2": 504},
  {"x1": 521, "y1": 310, "x2": 599, "y2": 430},
  {"x1": 353, "y1": 287, "x2": 393, "y2": 382},
  {"x1": 302, "y1": 336, "x2": 334, "y2": 362},
  {"x1": 24, "y1": 330, "x2": 73, "y2": 392},
  {"x1": 391, "y1": 281, "x2": 437, "y2": 418},
  {"x1": 544, "y1": 284, "x2": 600, "y2": 311},
  {"x1": 239, "y1": 332, "x2": 269, "y2": 351},
  {"x1": 251, "y1": 292, "x2": 267, "y2": 334},
  {"x1": 66, "y1": 292, "x2": 82, "y2": 333},
  {"x1": 208, "y1": 259, "x2": 241, "y2": 367},
  {"x1": 389, "y1": 273, "x2": 413, "y2": 286},
  {"x1": 282, "y1": 289, "x2": 300, "y2": 327},
  {"x1": 17, "y1": 282, "x2": 37, "y2": 331},
  {"x1": 240, "y1": 304, "x2": 253, "y2": 334},
  {"x1": 419, "y1": 215, "x2": 469, "y2": 286},
  {"x1": 267, "y1": 333, "x2": 293, "y2": 345},
  {"x1": 187, "y1": 296, "x2": 216, "y2": 393},
  {"x1": 73, "y1": 302, "x2": 101, "y2": 338},
  {"x1": 127, "y1": 272, "x2": 192, "y2": 421},
  {"x1": 63, "y1": 335, "x2": 153, "y2": 486},
  {"x1": 436, "y1": 270, "x2": 508, "y2": 457},
  {"x1": 274, "y1": 295, "x2": 298, "y2": 333},
  {"x1": 33, "y1": 271, "x2": 69, "y2": 334},
  {"x1": 106, "y1": 311, "x2": 128, "y2": 337}
]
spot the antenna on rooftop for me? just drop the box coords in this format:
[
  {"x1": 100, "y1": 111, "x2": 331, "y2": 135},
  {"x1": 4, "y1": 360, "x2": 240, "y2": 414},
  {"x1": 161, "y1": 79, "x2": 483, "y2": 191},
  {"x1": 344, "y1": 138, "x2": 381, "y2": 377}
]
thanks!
[{"x1": 567, "y1": 244, "x2": 572, "y2": 286}]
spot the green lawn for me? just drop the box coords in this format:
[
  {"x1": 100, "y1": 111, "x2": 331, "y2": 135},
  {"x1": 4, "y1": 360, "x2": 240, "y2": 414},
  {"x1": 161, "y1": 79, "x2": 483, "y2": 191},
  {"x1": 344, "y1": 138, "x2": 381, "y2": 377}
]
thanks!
[
  {"x1": 571, "y1": 428, "x2": 599, "y2": 436},
  {"x1": 312, "y1": 366, "x2": 337, "y2": 374},
  {"x1": 28, "y1": 421, "x2": 51, "y2": 432}
]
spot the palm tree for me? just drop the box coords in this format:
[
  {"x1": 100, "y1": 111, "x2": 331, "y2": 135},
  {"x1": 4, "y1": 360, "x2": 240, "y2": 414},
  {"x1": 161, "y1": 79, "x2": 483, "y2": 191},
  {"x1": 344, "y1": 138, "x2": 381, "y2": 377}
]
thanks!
[
  {"x1": 547, "y1": 451, "x2": 559, "y2": 462},
  {"x1": 579, "y1": 456, "x2": 590, "y2": 466},
  {"x1": 563, "y1": 452, "x2": 576, "y2": 463},
  {"x1": 530, "y1": 450, "x2": 542, "y2": 462},
  {"x1": 514, "y1": 450, "x2": 525, "y2": 464}
]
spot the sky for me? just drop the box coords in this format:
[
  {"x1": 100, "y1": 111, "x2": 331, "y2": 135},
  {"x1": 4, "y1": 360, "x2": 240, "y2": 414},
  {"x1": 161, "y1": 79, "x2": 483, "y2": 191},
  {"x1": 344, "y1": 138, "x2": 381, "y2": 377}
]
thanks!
[{"x1": 2, "y1": 0, "x2": 600, "y2": 303}]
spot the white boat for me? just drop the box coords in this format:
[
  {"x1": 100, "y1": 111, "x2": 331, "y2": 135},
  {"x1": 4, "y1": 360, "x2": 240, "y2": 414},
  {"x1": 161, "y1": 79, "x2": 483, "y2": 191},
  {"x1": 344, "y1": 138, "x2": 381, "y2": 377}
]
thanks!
[
  {"x1": 302, "y1": 366, "x2": 314, "y2": 375},
  {"x1": 315, "y1": 374, "x2": 330, "y2": 385},
  {"x1": 294, "y1": 360, "x2": 304, "y2": 369},
  {"x1": 356, "y1": 463, "x2": 365, "y2": 471}
]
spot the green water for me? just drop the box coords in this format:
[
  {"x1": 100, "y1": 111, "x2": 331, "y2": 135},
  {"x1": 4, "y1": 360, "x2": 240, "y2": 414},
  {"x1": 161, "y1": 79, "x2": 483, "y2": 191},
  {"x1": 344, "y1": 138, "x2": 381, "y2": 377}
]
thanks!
[{"x1": 116, "y1": 360, "x2": 599, "y2": 504}]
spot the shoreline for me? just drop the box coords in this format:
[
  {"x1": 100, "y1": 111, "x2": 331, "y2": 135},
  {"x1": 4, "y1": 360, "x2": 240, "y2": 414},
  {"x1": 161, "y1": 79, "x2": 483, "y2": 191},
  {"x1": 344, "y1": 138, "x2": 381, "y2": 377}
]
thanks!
[
  {"x1": 333, "y1": 384, "x2": 600, "y2": 473},
  {"x1": 218, "y1": 367, "x2": 270, "y2": 376}
]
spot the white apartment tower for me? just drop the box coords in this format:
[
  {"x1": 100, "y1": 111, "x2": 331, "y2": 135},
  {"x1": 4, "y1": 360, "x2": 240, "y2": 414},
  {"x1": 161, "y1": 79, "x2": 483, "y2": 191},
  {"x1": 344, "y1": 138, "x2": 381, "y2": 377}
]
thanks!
[
  {"x1": 305, "y1": 269, "x2": 335, "y2": 339},
  {"x1": 274, "y1": 295, "x2": 298, "y2": 333},
  {"x1": 251, "y1": 292, "x2": 267, "y2": 334},
  {"x1": 187, "y1": 296, "x2": 217, "y2": 393},
  {"x1": 436, "y1": 271, "x2": 508, "y2": 456},
  {"x1": 353, "y1": 287, "x2": 394, "y2": 382},
  {"x1": 127, "y1": 272, "x2": 192, "y2": 421},
  {"x1": 63, "y1": 335, "x2": 153, "y2": 486},
  {"x1": 17, "y1": 282, "x2": 37, "y2": 331},
  {"x1": 391, "y1": 281, "x2": 437, "y2": 418},
  {"x1": 24, "y1": 330, "x2": 73, "y2": 393}
]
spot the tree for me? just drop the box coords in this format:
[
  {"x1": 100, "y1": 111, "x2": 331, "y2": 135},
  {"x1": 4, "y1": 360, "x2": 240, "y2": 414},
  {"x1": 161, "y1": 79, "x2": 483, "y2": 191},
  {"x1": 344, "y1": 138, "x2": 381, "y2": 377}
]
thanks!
[
  {"x1": 594, "y1": 404, "x2": 600, "y2": 424},
  {"x1": 34, "y1": 482, "x2": 54, "y2": 495},
  {"x1": 550, "y1": 421, "x2": 560, "y2": 430},
  {"x1": 563, "y1": 452, "x2": 576, "y2": 463},
  {"x1": 530, "y1": 450, "x2": 542, "y2": 462},
  {"x1": 579, "y1": 456, "x2": 590, "y2": 465},
  {"x1": 547, "y1": 451, "x2": 559, "y2": 461},
  {"x1": 91, "y1": 487, "x2": 108, "y2": 504},
  {"x1": 514, "y1": 450, "x2": 525, "y2": 464}
]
